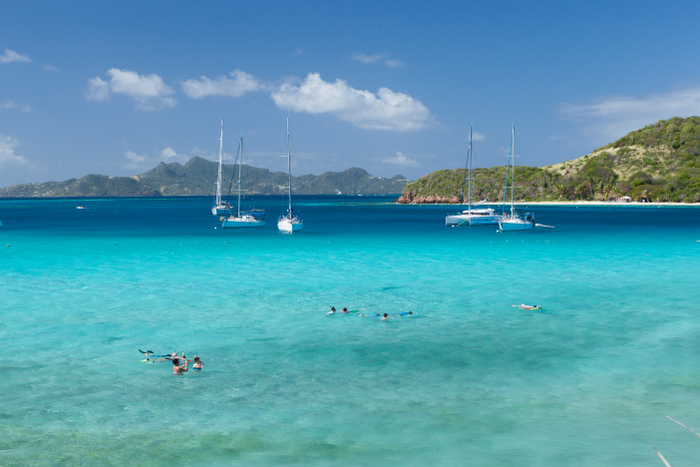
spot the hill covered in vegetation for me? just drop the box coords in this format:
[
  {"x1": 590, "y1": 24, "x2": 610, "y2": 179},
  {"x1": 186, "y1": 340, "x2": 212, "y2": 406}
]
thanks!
[
  {"x1": 0, "y1": 157, "x2": 410, "y2": 197},
  {"x1": 398, "y1": 116, "x2": 700, "y2": 204}
]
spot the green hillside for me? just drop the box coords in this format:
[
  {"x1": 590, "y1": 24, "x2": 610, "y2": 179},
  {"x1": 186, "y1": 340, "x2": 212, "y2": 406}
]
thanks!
[
  {"x1": 398, "y1": 116, "x2": 700, "y2": 204},
  {"x1": 0, "y1": 157, "x2": 410, "y2": 197}
]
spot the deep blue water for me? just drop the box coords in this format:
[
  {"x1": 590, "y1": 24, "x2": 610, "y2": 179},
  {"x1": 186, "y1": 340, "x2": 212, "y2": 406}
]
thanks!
[{"x1": 1, "y1": 196, "x2": 700, "y2": 466}]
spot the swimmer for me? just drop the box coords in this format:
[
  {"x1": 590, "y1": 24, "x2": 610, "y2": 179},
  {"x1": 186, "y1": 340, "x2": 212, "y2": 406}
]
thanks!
[
  {"x1": 399, "y1": 311, "x2": 413, "y2": 316},
  {"x1": 342, "y1": 307, "x2": 349, "y2": 313},
  {"x1": 380, "y1": 313, "x2": 391, "y2": 321},
  {"x1": 328, "y1": 306, "x2": 336, "y2": 315},
  {"x1": 172, "y1": 358, "x2": 188, "y2": 374},
  {"x1": 193, "y1": 356, "x2": 203, "y2": 369}
]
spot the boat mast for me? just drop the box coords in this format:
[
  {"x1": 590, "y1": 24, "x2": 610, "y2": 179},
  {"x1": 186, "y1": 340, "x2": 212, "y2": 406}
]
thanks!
[
  {"x1": 509, "y1": 126, "x2": 516, "y2": 215},
  {"x1": 237, "y1": 137, "x2": 243, "y2": 218},
  {"x1": 467, "y1": 124, "x2": 473, "y2": 212},
  {"x1": 502, "y1": 127, "x2": 511, "y2": 215},
  {"x1": 216, "y1": 118, "x2": 223, "y2": 207},
  {"x1": 286, "y1": 115, "x2": 292, "y2": 215}
]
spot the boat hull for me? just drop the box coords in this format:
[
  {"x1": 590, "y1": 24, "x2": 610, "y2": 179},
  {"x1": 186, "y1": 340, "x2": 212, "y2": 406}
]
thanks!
[
  {"x1": 212, "y1": 205, "x2": 232, "y2": 216},
  {"x1": 222, "y1": 217, "x2": 266, "y2": 228},
  {"x1": 446, "y1": 210, "x2": 503, "y2": 226},
  {"x1": 277, "y1": 217, "x2": 303, "y2": 233},
  {"x1": 498, "y1": 219, "x2": 534, "y2": 231}
]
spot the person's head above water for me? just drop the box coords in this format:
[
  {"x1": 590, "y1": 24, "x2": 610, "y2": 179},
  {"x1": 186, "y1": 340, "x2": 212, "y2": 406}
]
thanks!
[{"x1": 172, "y1": 358, "x2": 180, "y2": 365}]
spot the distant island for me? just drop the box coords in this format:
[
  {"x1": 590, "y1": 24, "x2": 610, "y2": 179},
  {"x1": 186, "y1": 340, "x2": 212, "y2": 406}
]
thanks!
[
  {"x1": 397, "y1": 116, "x2": 700, "y2": 204},
  {"x1": 0, "y1": 157, "x2": 410, "y2": 198}
]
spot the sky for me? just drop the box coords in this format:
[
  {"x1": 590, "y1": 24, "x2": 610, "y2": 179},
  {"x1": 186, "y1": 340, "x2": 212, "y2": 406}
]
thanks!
[{"x1": 2, "y1": 0, "x2": 700, "y2": 188}]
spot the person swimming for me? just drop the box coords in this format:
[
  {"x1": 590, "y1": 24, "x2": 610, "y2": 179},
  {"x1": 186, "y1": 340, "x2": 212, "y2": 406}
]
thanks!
[
  {"x1": 399, "y1": 311, "x2": 413, "y2": 316},
  {"x1": 192, "y1": 356, "x2": 203, "y2": 369},
  {"x1": 172, "y1": 358, "x2": 188, "y2": 374},
  {"x1": 342, "y1": 307, "x2": 349, "y2": 313},
  {"x1": 380, "y1": 313, "x2": 391, "y2": 321},
  {"x1": 328, "y1": 306, "x2": 336, "y2": 315}
]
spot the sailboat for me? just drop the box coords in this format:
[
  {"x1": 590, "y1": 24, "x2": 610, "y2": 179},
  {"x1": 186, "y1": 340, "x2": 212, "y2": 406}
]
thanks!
[
  {"x1": 277, "y1": 116, "x2": 303, "y2": 233},
  {"x1": 221, "y1": 136, "x2": 266, "y2": 229},
  {"x1": 445, "y1": 125, "x2": 503, "y2": 227},
  {"x1": 498, "y1": 126, "x2": 537, "y2": 232},
  {"x1": 211, "y1": 118, "x2": 233, "y2": 216}
]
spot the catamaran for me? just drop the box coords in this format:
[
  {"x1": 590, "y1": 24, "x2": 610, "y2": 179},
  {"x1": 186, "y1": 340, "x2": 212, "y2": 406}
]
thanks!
[
  {"x1": 277, "y1": 116, "x2": 303, "y2": 233},
  {"x1": 498, "y1": 126, "x2": 552, "y2": 232},
  {"x1": 221, "y1": 136, "x2": 266, "y2": 229},
  {"x1": 211, "y1": 118, "x2": 233, "y2": 216},
  {"x1": 446, "y1": 125, "x2": 503, "y2": 226}
]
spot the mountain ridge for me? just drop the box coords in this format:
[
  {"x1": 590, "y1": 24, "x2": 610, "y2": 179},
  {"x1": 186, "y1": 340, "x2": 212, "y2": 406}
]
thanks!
[{"x1": 0, "y1": 157, "x2": 410, "y2": 197}]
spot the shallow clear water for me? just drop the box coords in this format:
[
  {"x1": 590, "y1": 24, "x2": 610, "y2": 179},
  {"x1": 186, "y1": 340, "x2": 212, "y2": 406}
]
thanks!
[{"x1": 1, "y1": 197, "x2": 700, "y2": 466}]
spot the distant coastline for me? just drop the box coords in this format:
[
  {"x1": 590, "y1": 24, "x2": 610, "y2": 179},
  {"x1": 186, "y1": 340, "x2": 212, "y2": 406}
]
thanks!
[{"x1": 402, "y1": 200, "x2": 700, "y2": 207}]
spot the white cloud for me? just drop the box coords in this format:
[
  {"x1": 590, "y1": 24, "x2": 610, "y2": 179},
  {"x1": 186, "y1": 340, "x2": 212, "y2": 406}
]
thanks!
[
  {"x1": 123, "y1": 150, "x2": 146, "y2": 170},
  {"x1": 382, "y1": 151, "x2": 419, "y2": 167},
  {"x1": 271, "y1": 73, "x2": 431, "y2": 132},
  {"x1": 43, "y1": 64, "x2": 60, "y2": 72},
  {"x1": 182, "y1": 69, "x2": 263, "y2": 98},
  {"x1": 353, "y1": 53, "x2": 384, "y2": 64},
  {"x1": 560, "y1": 86, "x2": 700, "y2": 143},
  {"x1": 123, "y1": 147, "x2": 190, "y2": 170},
  {"x1": 384, "y1": 59, "x2": 405, "y2": 68},
  {"x1": 0, "y1": 49, "x2": 31, "y2": 64},
  {"x1": 1, "y1": 100, "x2": 32, "y2": 113},
  {"x1": 472, "y1": 132, "x2": 485, "y2": 142},
  {"x1": 354, "y1": 53, "x2": 404, "y2": 68},
  {"x1": 158, "y1": 147, "x2": 189, "y2": 164},
  {"x1": 85, "y1": 69, "x2": 176, "y2": 110},
  {"x1": 0, "y1": 135, "x2": 34, "y2": 167}
]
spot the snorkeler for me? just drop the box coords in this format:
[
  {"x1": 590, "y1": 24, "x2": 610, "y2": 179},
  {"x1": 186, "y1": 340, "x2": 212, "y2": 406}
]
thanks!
[{"x1": 328, "y1": 306, "x2": 336, "y2": 315}]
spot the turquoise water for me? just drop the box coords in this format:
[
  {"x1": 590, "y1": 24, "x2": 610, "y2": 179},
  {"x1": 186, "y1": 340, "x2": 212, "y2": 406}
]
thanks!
[{"x1": 1, "y1": 197, "x2": 700, "y2": 466}]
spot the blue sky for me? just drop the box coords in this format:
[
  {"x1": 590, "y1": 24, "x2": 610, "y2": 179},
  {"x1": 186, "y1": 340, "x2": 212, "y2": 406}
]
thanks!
[{"x1": 2, "y1": 1, "x2": 700, "y2": 188}]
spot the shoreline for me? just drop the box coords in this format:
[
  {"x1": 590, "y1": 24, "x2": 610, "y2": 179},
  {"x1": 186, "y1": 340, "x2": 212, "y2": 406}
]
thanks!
[{"x1": 399, "y1": 200, "x2": 700, "y2": 207}]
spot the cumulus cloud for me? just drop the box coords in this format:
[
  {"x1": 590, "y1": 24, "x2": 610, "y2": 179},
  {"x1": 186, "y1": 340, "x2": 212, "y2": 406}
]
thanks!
[
  {"x1": 382, "y1": 151, "x2": 419, "y2": 167},
  {"x1": 271, "y1": 73, "x2": 431, "y2": 132},
  {"x1": 0, "y1": 49, "x2": 31, "y2": 64},
  {"x1": 182, "y1": 69, "x2": 264, "y2": 98},
  {"x1": 560, "y1": 86, "x2": 700, "y2": 144},
  {"x1": 0, "y1": 135, "x2": 34, "y2": 167},
  {"x1": 85, "y1": 69, "x2": 176, "y2": 110},
  {"x1": 1, "y1": 100, "x2": 32, "y2": 113}
]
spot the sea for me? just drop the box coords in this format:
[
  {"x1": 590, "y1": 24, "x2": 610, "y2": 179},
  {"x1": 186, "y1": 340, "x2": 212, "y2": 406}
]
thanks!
[{"x1": 1, "y1": 195, "x2": 700, "y2": 466}]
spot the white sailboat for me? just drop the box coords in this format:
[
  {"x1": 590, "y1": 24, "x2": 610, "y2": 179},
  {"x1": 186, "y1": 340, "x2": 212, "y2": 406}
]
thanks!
[
  {"x1": 221, "y1": 136, "x2": 266, "y2": 229},
  {"x1": 498, "y1": 126, "x2": 537, "y2": 232},
  {"x1": 446, "y1": 125, "x2": 503, "y2": 226},
  {"x1": 277, "y1": 116, "x2": 303, "y2": 233},
  {"x1": 211, "y1": 118, "x2": 233, "y2": 216}
]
